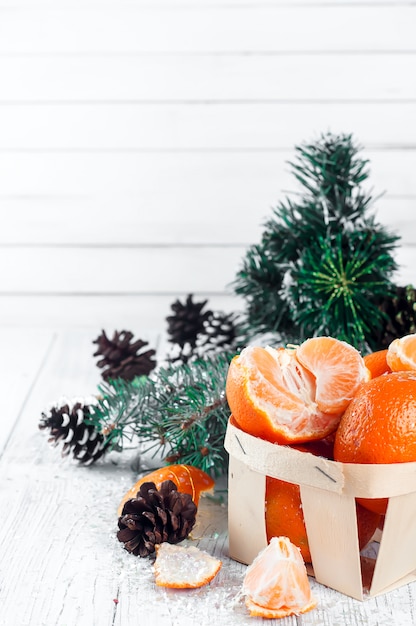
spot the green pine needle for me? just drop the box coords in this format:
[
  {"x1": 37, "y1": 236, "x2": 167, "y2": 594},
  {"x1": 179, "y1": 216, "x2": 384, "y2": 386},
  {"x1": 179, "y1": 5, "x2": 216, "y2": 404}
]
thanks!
[
  {"x1": 287, "y1": 233, "x2": 397, "y2": 350},
  {"x1": 86, "y1": 353, "x2": 233, "y2": 476}
]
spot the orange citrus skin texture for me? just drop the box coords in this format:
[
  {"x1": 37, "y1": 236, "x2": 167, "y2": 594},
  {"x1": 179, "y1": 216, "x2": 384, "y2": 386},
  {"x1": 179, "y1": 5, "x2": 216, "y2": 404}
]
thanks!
[
  {"x1": 265, "y1": 478, "x2": 311, "y2": 561},
  {"x1": 226, "y1": 338, "x2": 368, "y2": 445},
  {"x1": 117, "y1": 464, "x2": 215, "y2": 515},
  {"x1": 387, "y1": 333, "x2": 416, "y2": 372},
  {"x1": 334, "y1": 371, "x2": 416, "y2": 514},
  {"x1": 364, "y1": 349, "x2": 391, "y2": 378},
  {"x1": 243, "y1": 536, "x2": 317, "y2": 619}
]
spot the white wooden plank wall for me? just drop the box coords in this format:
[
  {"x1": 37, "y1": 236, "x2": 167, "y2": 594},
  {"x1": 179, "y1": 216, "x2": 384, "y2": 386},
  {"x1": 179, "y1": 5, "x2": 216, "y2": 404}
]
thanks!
[{"x1": 0, "y1": 1, "x2": 415, "y2": 331}]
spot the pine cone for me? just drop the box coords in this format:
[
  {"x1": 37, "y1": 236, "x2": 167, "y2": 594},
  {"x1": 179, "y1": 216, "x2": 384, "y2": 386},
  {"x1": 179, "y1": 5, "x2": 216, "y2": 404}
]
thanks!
[
  {"x1": 39, "y1": 399, "x2": 106, "y2": 465},
  {"x1": 165, "y1": 311, "x2": 238, "y2": 366},
  {"x1": 93, "y1": 330, "x2": 156, "y2": 381},
  {"x1": 196, "y1": 311, "x2": 239, "y2": 354},
  {"x1": 373, "y1": 285, "x2": 416, "y2": 349},
  {"x1": 117, "y1": 480, "x2": 197, "y2": 557},
  {"x1": 166, "y1": 294, "x2": 212, "y2": 349}
]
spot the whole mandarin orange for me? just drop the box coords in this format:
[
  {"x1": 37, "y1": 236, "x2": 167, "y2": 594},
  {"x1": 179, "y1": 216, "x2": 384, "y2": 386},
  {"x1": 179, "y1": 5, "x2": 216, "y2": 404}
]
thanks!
[
  {"x1": 265, "y1": 479, "x2": 380, "y2": 562},
  {"x1": 363, "y1": 349, "x2": 391, "y2": 378},
  {"x1": 334, "y1": 371, "x2": 416, "y2": 514}
]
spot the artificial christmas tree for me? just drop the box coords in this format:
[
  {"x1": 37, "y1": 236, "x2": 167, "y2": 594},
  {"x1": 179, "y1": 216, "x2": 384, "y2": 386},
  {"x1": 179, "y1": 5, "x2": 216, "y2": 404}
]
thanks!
[{"x1": 233, "y1": 132, "x2": 400, "y2": 351}]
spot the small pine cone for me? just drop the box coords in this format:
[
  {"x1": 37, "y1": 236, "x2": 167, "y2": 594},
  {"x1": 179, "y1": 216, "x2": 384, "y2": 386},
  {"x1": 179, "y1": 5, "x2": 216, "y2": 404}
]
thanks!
[
  {"x1": 117, "y1": 480, "x2": 197, "y2": 557},
  {"x1": 93, "y1": 330, "x2": 156, "y2": 381},
  {"x1": 196, "y1": 311, "x2": 238, "y2": 355},
  {"x1": 166, "y1": 294, "x2": 212, "y2": 349},
  {"x1": 39, "y1": 399, "x2": 106, "y2": 465}
]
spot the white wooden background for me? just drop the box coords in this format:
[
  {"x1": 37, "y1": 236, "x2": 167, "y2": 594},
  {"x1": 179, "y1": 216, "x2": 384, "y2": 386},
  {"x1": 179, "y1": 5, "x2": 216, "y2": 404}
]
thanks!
[{"x1": 0, "y1": 0, "x2": 415, "y2": 331}]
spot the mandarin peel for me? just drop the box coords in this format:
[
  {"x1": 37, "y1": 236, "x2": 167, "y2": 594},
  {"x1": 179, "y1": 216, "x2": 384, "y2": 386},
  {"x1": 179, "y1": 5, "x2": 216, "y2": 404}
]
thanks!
[
  {"x1": 153, "y1": 543, "x2": 222, "y2": 589},
  {"x1": 117, "y1": 464, "x2": 215, "y2": 516}
]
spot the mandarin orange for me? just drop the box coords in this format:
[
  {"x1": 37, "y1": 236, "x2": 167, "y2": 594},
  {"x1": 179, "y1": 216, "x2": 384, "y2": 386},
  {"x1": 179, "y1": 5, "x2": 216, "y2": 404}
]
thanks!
[
  {"x1": 265, "y1": 479, "x2": 380, "y2": 562},
  {"x1": 363, "y1": 349, "x2": 391, "y2": 378},
  {"x1": 118, "y1": 464, "x2": 214, "y2": 515},
  {"x1": 226, "y1": 337, "x2": 368, "y2": 444},
  {"x1": 265, "y1": 478, "x2": 310, "y2": 561},
  {"x1": 334, "y1": 371, "x2": 416, "y2": 514},
  {"x1": 387, "y1": 333, "x2": 416, "y2": 372},
  {"x1": 242, "y1": 536, "x2": 317, "y2": 619}
]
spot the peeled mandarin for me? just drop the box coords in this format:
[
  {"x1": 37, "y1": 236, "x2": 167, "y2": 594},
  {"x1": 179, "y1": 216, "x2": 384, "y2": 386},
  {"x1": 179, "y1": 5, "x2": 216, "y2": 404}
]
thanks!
[
  {"x1": 242, "y1": 536, "x2": 317, "y2": 619},
  {"x1": 226, "y1": 337, "x2": 368, "y2": 444}
]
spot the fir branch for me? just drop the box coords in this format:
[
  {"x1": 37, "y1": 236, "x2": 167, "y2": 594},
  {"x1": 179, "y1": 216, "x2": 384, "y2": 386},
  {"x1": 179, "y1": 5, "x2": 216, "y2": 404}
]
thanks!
[
  {"x1": 87, "y1": 353, "x2": 233, "y2": 476},
  {"x1": 87, "y1": 376, "x2": 152, "y2": 452}
]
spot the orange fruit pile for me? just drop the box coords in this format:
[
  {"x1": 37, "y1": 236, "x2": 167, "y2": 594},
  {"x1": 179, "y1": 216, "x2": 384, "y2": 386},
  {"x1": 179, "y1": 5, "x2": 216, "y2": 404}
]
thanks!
[
  {"x1": 153, "y1": 543, "x2": 222, "y2": 588},
  {"x1": 118, "y1": 464, "x2": 215, "y2": 515},
  {"x1": 226, "y1": 337, "x2": 369, "y2": 444},
  {"x1": 242, "y1": 536, "x2": 317, "y2": 618}
]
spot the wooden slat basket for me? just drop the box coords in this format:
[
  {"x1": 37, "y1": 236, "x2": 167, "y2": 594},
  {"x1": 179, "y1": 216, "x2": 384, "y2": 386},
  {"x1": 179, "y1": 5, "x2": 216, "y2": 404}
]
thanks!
[{"x1": 224, "y1": 418, "x2": 416, "y2": 600}]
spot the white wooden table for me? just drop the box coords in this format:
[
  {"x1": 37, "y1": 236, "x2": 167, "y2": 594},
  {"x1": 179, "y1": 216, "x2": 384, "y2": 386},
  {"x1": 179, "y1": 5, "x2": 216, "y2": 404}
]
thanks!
[{"x1": 1, "y1": 328, "x2": 416, "y2": 626}]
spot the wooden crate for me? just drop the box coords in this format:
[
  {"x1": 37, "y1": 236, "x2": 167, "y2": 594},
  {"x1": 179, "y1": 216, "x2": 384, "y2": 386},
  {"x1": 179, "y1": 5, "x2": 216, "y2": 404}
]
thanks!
[{"x1": 224, "y1": 418, "x2": 416, "y2": 600}]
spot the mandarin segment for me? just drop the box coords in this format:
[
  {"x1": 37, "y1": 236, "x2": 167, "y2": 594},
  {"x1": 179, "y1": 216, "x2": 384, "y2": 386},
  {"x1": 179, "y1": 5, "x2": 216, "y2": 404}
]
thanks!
[
  {"x1": 117, "y1": 464, "x2": 215, "y2": 515},
  {"x1": 387, "y1": 333, "x2": 416, "y2": 372},
  {"x1": 295, "y1": 336, "x2": 370, "y2": 414},
  {"x1": 153, "y1": 543, "x2": 222, "y2": 588},
  {"x1": 242, "y1": 536, "x2": 317, "y2": 618}
]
